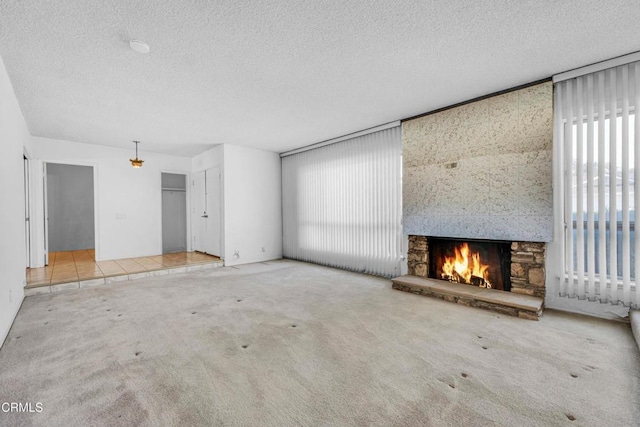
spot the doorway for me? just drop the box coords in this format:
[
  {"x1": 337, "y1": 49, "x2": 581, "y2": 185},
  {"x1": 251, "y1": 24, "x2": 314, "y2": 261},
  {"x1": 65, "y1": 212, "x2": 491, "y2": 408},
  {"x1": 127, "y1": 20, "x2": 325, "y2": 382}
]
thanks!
[
  {"x1": 23, "y1": 155, "x2": 30, "y2": 268},
  {"x1": 193, "y1": 167, "x2": 221, "y2": 257},
  {"x1": 45, "y1": 163, "x2": 95, "y2": 259},
  {"x1": 161, "y1": 173, "x2": 187, "y2": 253}
]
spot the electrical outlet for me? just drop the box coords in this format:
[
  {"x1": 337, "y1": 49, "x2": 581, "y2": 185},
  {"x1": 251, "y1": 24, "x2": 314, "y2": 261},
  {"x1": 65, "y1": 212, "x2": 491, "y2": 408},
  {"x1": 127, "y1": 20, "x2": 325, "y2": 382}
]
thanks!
[
  {"x1": 261, "y1": 246, "x2": 265, "y2": 253},
  {"x1": 233, "y1": 250, "x2": 240, "y2": 258}
]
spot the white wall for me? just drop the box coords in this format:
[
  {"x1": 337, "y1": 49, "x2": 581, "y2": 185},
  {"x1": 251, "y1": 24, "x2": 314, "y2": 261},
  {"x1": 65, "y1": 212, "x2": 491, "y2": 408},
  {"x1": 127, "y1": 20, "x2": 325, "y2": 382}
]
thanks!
[
  {"x1": 191, "y1": 144, "x2": 282, "y2": 265},
  {"x1": 30, "y1": 137, "x2": 192, "y2": 263},
  {"x1": 223, "y1": 144, "x2": 282, "y2": 266},
  {"x1": 192, "y1": 144, "x2": 223, "y2": 173},
  {"x1": 0, "y1": 54, "x2": 29, "y2": 348}
]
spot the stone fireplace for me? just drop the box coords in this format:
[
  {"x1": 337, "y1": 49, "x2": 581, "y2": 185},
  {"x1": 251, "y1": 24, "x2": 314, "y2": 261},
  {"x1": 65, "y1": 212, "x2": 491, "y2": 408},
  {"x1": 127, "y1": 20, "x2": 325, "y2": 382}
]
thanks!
[
  {"x1": 407, "y1": 235, "x2": 546, "y2": 299},
  {"x1": 394, "y1": 81, "x2": 553, "y2": 320},
  {"x1": 395, "y1": 235, "x2": 546, "y2": 319}
]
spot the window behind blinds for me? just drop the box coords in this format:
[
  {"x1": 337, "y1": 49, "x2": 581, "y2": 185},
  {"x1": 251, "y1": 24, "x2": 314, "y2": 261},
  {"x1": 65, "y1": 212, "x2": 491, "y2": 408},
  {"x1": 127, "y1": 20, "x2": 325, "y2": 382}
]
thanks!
[
  {"x1": 555, "y1": 61, "x2": 639, "y2": 307},
  {"x1": 281, "y1": 126, "x2": 402, "y2": 277}
]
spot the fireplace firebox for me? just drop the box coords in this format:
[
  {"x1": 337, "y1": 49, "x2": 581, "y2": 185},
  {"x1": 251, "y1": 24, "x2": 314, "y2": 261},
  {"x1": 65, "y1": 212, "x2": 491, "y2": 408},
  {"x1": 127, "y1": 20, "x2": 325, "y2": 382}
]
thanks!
[{"x1": 428, "y1": 238, "x2": 511, "y2": 291}]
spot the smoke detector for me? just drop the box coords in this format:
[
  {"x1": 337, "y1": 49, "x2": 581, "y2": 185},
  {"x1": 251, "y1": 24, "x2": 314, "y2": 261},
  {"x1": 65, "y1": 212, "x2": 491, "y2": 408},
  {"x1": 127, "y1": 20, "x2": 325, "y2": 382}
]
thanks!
[{"x1": 129, "y1": 40, "x2": 150, "y2": 54}]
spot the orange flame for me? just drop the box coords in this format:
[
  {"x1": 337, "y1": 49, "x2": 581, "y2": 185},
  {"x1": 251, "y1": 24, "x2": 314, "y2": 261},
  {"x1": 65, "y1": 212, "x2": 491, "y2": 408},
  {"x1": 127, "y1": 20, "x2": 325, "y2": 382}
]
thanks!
[{"x1": 441, "y1": 243, "x2": 491, "y2": 287}]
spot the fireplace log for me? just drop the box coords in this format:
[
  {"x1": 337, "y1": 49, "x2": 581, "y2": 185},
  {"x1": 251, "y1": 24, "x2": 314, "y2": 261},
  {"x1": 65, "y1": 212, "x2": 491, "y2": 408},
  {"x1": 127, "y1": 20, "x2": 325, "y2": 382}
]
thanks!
[
  {"x1": 470, "y1": 275, "x2": 486, "y2": 287},
  {"x1": 452, "y1": 271, "x2": 463, "y2": 283}
]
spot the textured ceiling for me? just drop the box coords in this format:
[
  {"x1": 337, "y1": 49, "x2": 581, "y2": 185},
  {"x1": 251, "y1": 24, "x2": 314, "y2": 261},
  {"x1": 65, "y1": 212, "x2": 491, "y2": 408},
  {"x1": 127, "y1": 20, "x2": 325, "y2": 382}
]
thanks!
[{"x1": 0, "y1": 1, "x2": 639, "y2": 156}]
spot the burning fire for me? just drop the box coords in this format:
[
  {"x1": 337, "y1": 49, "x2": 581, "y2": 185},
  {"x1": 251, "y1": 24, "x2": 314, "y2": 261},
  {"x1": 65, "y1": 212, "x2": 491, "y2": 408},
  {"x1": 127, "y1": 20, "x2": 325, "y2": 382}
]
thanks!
[{"x1": 441, "y1": 243, "x2": 492, "y2": 288}]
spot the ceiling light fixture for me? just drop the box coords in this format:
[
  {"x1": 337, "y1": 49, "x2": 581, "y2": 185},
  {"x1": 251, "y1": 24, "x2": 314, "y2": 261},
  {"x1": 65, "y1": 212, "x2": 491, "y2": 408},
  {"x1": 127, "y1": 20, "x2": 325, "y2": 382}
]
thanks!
[
  {"x1": 129, "y1": 40, "x2": 150, "y2": 54},
  {"x1": 130, "y1": 140, "x2": 144, "y2": 168}
]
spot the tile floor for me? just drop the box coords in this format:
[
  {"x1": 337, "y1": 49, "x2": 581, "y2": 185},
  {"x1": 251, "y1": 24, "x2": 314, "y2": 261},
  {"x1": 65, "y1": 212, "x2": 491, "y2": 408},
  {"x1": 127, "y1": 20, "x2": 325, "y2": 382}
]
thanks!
[{"x1": 26, "y1": 249, "x2": 221, "y2": 288}]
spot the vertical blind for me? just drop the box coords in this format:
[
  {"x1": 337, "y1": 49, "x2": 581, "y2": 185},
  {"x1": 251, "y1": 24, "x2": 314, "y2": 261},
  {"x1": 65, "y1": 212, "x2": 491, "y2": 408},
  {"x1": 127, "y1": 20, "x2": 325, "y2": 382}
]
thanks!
[
  {"x1": 281, "y1": 126, "x2": 402, "y2": 277},
  {"x1": 555, "y1": 61, "x2": 639, "y2": 307}
]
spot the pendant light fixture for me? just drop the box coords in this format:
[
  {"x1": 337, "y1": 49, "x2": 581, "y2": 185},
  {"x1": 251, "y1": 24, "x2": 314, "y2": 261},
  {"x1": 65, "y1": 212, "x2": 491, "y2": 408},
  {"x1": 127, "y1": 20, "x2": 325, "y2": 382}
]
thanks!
[{"x1": 130, "y1": 140, "x2": 144, "y2": 168}]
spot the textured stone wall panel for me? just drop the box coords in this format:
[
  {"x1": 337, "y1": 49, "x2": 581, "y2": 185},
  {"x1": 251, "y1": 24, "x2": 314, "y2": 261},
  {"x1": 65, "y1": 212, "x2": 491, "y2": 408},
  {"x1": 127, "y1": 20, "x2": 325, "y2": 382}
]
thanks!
[{"x1": 403, "y1": 82, "x2": 553, "y2": 242}]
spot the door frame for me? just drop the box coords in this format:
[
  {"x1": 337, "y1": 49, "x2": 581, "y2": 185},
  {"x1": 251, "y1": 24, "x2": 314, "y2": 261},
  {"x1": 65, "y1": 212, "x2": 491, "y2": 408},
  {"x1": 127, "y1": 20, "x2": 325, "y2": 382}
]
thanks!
[
  {"x1": 205, "y1": 165, "x2": 222, "y2": 257},
  {"x1": 23, "y1": 149, "x2": 32, "y2": 268},
  {"x1": 41, "y1": 161, "x2": 99, "y2": 264},
  {"x1": 192, "y1": 170, "x2": 206, "y2": 253},
  {"x1": 159, "y1": 170, "x2": 191, "y2": 253},
  {"x1": 191, "y1": 166, "x2": 223, "y2": 259}
]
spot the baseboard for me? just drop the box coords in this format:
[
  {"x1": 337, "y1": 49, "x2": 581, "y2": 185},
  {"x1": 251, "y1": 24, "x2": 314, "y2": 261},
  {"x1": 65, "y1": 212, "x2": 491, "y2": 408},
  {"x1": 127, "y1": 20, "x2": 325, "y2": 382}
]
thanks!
[
  {"x1": 224, "y1": 255, "x2": 282, "y2": 267},
  {"x1": 0, "y1": 292, "x2": 25, "y2": 350}
]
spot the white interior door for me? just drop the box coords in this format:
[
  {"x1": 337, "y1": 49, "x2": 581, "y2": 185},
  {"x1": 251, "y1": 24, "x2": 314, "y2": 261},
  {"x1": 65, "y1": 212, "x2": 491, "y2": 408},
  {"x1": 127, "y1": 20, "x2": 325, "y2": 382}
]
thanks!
[
  {"x1": 192, "y1": 168, "x2": 222, "y2": 256},
  {"x1": 193, "y1": 171, "x2": 206, "y2": 252},
  {"x1": 205, "y1": 166, "x2": 221, "y2": 256}
]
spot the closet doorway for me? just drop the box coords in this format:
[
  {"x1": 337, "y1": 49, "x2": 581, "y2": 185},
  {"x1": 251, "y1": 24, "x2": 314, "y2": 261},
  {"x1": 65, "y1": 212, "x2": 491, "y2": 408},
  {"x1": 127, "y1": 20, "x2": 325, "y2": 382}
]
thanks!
[{"x1": 161, "y1": 173, "x2": 188, "y2": 253}]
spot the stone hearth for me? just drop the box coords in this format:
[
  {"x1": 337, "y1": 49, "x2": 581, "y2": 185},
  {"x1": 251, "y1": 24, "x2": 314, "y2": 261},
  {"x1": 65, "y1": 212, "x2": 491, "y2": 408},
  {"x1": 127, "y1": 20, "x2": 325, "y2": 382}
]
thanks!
[
  {"x1": 391, "y1": 275, "x2": 543, "y2": 320},
  {"x1": 396, "y1": 235, "x2": 546, "y2": 319}
]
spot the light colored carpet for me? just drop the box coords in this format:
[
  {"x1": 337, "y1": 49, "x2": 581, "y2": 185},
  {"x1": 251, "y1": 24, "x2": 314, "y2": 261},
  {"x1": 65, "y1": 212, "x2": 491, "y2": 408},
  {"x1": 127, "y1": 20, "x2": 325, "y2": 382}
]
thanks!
[{"x1": 0, "y1": 260, "x2": 638, "y2": 426}]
